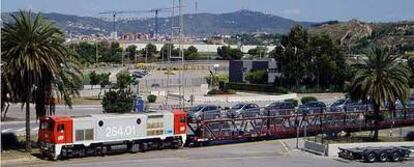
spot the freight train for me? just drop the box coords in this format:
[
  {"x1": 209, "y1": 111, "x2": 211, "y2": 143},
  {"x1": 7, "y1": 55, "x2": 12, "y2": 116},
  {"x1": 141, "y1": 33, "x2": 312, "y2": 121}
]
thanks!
[
  {"x1": 38, "y1": 108, "x2": 414, "y2": 160},
  {"x1": 38, "y1": 110, "x2": 187, "y2": 160}
]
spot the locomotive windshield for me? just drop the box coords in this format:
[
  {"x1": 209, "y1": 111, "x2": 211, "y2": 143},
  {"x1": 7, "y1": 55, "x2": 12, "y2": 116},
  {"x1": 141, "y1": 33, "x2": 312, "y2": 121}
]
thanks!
[{"x1": 40, "y1": 120, "x2": 54, "y2": 130}]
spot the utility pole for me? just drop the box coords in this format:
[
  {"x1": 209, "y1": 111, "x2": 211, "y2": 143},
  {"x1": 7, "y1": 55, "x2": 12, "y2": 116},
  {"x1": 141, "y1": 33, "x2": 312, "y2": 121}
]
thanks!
[{"x1": 178, "y1": 0, "x2": 185, "y2": 108}]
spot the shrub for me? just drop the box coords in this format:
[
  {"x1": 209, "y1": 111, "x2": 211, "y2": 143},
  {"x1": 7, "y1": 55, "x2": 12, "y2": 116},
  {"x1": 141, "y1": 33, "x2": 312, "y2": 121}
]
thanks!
[
  {"x1": 245, "y1": 70, "x2": 268, "y2": 84},
  {"x1": 147, "y1": 94, "x2": 157, "y2": 103},
  {"x1": 284, "y1": 99, "x2": 298, "y2": 107},
  {"x1": 225, "y1": 82, "x2": 288, "y2": 94},
  {"x1": 102, "y1": 88, "x2": 135, "y2": 113},
  {"x1": 1, "y1": 133, "x2": 22, "y2": 150},
  {"x1": 205, "y1": 73, "x2": 229, "y2": 87},
  {"x1": 301, "y1": 96, "x2": 318, "y2": 104},
  {"x1": 207, "y1": 89, "x2": 236, "y2": 96},
  {"x1": 207, "y1": 89, "x2": 220, "y2": 95}
]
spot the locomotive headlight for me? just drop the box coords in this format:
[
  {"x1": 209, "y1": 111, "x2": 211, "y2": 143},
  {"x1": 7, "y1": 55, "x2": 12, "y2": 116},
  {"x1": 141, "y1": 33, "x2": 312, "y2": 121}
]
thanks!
[{"x1": 180, "y1": 126, "x2": 185, "y2": 132}]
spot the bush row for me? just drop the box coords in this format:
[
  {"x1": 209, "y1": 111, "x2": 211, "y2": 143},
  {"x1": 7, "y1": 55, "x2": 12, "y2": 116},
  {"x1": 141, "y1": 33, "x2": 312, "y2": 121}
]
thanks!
[{"x1": 225, "y1": 82, "x2": 289, "y2": 94}]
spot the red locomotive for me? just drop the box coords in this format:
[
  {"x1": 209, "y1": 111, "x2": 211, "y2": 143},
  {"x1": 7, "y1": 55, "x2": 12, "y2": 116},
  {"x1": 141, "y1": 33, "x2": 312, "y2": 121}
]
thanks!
[{"x1": 38, "y1": 110, "x2": 187, "y2": 160}]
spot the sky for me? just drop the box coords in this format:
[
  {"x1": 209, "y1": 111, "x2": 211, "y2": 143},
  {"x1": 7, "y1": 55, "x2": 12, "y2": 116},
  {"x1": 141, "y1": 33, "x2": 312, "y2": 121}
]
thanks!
[{"x1": 1, "y1": 0, "x2": 414, "y2": 22}]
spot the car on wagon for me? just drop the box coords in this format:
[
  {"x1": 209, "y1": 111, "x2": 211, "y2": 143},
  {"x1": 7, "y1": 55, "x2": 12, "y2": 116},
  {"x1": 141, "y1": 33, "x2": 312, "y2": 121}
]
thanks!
[
  {"x1": 187, "y1": 104, "x2": 221, "y2": 121},
  {"x1": 298, "y1": 101, "x2": 326, "y2": 114},
  {"x1": 330, "y1": 99, "x2": 373, "y2": 112},
  {"x1": 227, "y1": 103, "x2": 261, "y2": 118},
  {"x1": 264, "y1": 102, "x2": 295, "y2": 116}
]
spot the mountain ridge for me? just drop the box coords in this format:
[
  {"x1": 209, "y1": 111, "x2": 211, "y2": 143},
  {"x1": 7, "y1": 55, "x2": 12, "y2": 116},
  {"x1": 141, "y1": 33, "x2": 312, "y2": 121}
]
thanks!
[{"x1": 1, "y1": 10, "x2": 314, "y2": 36}]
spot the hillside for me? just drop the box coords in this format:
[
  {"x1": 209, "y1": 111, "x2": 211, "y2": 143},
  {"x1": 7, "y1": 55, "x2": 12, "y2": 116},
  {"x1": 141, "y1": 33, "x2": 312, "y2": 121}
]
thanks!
[
  {"x1": 1, "y1": 10, "x2": 313, "y2": 36},
  {"x1": 309, "y1": 20, "x2": 414, "y2": 51}
]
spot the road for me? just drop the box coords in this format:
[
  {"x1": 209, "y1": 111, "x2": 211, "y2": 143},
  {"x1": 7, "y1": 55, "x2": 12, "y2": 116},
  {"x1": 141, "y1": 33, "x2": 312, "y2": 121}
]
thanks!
[{"x1": 3, "y1": 139, "x2": 413, "y2": 167}]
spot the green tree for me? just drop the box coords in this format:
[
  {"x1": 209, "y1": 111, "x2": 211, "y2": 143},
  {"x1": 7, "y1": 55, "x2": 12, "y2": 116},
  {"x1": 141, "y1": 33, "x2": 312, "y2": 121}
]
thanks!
[
  {"x1": 126, "y1": 45, "x2": 137, "y2": 61},
  {"x1": 185, "y1": 46, "x2": 199, "y2": 60},
  {"x1": 98, "y1": 73, "x2": 111, "y2": 98},
  {"x1": 406, "y1": 52, "x2": 414, "y2": 88},
  {"x1": 115, "y1": 70, "x2": 134, "y2": 89},
  {"x1": 142, "y1": 43, "x2": 158, "y2": 58},
  {"x1": 160, "y1": 43, "x2": 180, "y2": 60},
  {"x1": 110, "y1": 42, "x2": 123, "y2": 63},
  {"x1": 217, "y1": 46, "x2": 243, "y2": 60},
  {"x1": 349, "y1": 46, "x2": 411, "y2": 139},
  {"x1": 307, "y1": 34, "x2": 345, "y2": 89},
  {"x1": 89, "y1": 71, "x2": 100, "y2": 89},
  {"x1": 1, "y1": 11, "x2": 80, "y2": 151},
  {"x1": 270, "y1": 25, "x2": 308, "y2": 90}
]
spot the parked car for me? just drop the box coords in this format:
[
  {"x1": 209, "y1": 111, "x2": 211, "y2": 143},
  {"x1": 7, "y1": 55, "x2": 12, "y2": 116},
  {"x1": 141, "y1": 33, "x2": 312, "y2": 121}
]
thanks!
[
  {"x1": 298, "y1": 101, "x2": 326, "y2": 114},
  {"x1": 132, "y1": 70, "x2": 148, "y2": 78},
  {"x1": 395, "y1": 99, "x2": 414, "y2": 111},
  {"x1": 187, "y1": 104, "x2": 221, "y2": 121},
  {"x1": 132, "y1": 72, "x2": 144, "y2": 79},
  {"x1": 227, "y1": 103, "x2": 261, "y2": 118},
  {"x1": 264, "y1": 102, "x2": 295, "y2": 116},
  {"x1": 330, "y1": 99, "x2": 373, "y2": 112},
  {"x1": 134, "y1": 70, "x2": 148, "y2": 76}
]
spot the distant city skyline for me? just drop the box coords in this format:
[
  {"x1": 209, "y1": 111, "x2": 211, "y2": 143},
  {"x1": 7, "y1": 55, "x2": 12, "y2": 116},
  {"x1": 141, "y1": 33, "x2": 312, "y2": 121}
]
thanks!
[{"x1": 2, "y1": 0, "x2": 414, "y2": 22}]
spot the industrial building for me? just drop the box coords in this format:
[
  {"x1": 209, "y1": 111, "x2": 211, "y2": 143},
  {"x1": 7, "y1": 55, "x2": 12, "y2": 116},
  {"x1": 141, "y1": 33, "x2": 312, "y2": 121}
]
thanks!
[{"x1": 229, "y1": 59, "x2": 280, "y2": 84}]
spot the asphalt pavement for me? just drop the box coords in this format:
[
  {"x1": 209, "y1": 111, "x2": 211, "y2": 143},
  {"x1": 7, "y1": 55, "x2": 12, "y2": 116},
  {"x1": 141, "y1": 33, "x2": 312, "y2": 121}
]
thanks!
[{"x1": 2, "y1": 138, "x2": 413, "y2": 167}]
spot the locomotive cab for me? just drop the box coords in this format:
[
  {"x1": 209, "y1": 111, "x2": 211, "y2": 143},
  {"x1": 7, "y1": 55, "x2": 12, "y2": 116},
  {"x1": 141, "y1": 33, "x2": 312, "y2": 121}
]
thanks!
[{"x1": 38, "y1": 116, "x2": 73, "y2": 159}]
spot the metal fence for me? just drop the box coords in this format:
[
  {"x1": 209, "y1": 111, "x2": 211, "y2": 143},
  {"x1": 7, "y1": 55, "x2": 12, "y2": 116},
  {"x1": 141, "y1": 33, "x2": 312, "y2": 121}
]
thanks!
[{"x1": 139, "y1": 77, "x2": 207, "y2": 88}]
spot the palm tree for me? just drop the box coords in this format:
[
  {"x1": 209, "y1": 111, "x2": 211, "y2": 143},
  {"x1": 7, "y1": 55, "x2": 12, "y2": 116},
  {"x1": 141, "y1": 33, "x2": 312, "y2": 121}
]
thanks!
[
  {"x1": 348, "y1": 46, "x2": 411, "y2": 139},
  {"x1": 1, "y1": 11, "x2": 80, "y2": 152}
]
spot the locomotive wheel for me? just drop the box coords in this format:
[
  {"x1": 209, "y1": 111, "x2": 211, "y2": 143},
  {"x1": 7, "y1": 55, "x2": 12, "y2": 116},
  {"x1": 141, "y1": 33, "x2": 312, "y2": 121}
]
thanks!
[
  {"x1": 101, "y1": 146, "x2": 108, "y2": 156},
  {"x1": 390, "y1": 151, "x2": 402, "y2": 162},
  {"x1": 60, "y1": 149, "x2": 68, "y2": 159},
  {"x1": 364, "y1": 152, "x2": 377, "y2": 163},
  {"x1": 141, "y1": 143, "x2": 148, "y2": 152},
  {"x1": 378, "y1": 152, "x2": 388, "y2": 162},
  {"x1": 172, "y1": 139, "x2": 182, "y2": 149},
  {"x1": 130, "y1": 144, "x2": 140, "y2": 153}
]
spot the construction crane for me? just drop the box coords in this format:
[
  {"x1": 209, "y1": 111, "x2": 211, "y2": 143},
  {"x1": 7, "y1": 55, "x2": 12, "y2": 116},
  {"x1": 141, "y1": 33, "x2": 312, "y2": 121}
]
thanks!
[{"x1": 98, "y1": 6, "x2": 181, "y2": 38}]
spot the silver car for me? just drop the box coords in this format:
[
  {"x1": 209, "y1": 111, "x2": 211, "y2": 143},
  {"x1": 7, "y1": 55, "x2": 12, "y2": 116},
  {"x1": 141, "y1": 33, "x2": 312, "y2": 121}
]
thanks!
[
  {"x1": 227, "y1": 103, "x2": 261, "y2": 118},
  {"x1": 187, "y1": 104, "x2": 221, "y2": 121}
]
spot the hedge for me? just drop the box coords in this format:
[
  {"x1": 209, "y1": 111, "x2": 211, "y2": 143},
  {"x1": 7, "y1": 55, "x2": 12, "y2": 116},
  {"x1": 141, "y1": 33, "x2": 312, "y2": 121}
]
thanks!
[
  {"x1": 147, "y1": 94, "x2": 157, "y2": 103},
  {"x1": 225, "y1": 82, "x2": 288, "y2": 94},
  {"x1": 301, "y1": 96, "x2": 318, "y2": 104}
]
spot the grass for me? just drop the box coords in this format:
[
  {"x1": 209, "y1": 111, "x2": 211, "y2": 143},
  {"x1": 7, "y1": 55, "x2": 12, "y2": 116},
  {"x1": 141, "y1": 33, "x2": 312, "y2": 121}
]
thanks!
[{"x1": 65, "y1": 96, "x2": 102, "y2": 105}]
